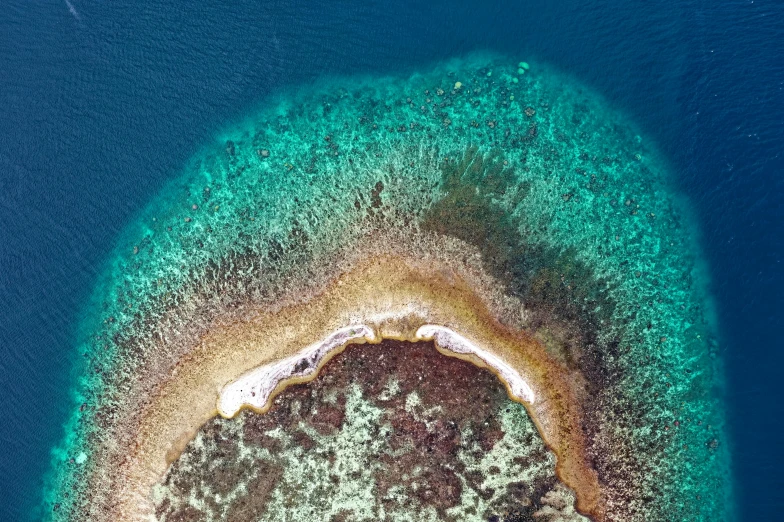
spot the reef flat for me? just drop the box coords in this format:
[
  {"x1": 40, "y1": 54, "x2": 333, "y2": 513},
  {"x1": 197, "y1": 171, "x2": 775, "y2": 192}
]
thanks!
[
  {"x1": 156, "y1": 340, "x2": 588, "y2": 522},
  {"x1": 44, "y1": 54, "x2": 730, "y2": 521}
]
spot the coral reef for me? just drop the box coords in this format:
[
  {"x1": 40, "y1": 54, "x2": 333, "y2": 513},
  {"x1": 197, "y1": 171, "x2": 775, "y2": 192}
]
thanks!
[
  {"x1": 44, "y1": 55, "x2": 729, "y2": 521},
  {"x1": 155, "y1": 341, "x2": 587, "y2": 522}
]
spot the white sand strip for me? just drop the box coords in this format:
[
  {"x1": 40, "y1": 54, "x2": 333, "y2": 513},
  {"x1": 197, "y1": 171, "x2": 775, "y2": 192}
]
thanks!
[
  {"x1": 415, "y1": 325, "x2": 536, "y2": 404},
  {"x1": 218, "y1": 322, "x2": 535, "y2": 419},
  {"x1": 217, "y1": 325, "x2": 376, "y2": 417}
]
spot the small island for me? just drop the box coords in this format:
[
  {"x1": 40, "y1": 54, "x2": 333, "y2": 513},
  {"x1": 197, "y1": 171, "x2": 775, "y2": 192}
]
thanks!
[{"x1": 45, "y1": 55, "x2": 729, "y2": 521}]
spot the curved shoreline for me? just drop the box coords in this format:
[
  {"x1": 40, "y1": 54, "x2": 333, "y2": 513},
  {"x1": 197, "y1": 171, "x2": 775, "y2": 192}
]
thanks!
[
  {"x1": 45, "y1": 54, "x2": 729, "y2": 522},
  {"x1": 416, "y1": 325, "x2": 537, "y2": 404},
  {"x1": 218, "y1": 324, "x2": 537, "y2": 419},
  {"x1": 108, "y1": 254, "x2": 603, "y2": 520},
  {"x1": 218, "y1": 325, "x2": 377, "y2": 418}
]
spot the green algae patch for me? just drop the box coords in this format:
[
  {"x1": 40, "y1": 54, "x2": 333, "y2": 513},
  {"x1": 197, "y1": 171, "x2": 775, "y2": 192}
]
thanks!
[{"x1": 44, "y1": 54, "x2": 730, "y2": 522}]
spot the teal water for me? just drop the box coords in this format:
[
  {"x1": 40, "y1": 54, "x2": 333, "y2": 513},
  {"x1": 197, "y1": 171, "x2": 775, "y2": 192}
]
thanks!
[
  {"x1": 44, "y1": 55, "x2": 729, "y2": 521},
  {"x1": 4, "y1": 1, "x2": 783, "y2": 520}
]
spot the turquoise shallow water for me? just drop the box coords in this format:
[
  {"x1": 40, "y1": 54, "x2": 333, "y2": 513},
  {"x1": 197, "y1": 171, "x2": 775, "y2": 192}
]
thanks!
[
  {"x1": 44, "y1": 54, "x2": 729, "y2": 521},
  {"x1": 2, "y1": 1, "x2": 782, "y2": 521}
]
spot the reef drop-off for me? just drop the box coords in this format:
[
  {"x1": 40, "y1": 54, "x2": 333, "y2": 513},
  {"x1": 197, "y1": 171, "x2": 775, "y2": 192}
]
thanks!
[{"x1": 44, "y1": 54, "x2": 730, "y2": 521}]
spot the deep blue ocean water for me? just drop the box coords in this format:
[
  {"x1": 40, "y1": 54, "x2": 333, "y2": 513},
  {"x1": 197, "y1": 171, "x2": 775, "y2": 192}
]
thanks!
[{"x1": 0, "y1": 1, "x2": 781, "y2": 520}]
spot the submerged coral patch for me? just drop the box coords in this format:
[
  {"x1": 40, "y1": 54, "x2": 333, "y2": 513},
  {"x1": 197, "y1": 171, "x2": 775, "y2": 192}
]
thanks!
[
  {"x1": 45, "y1": 55, "x2": 729, "y2": 521},
  {"x1": 157, "y1": 341, "x2": 587, "y2": 522}
]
